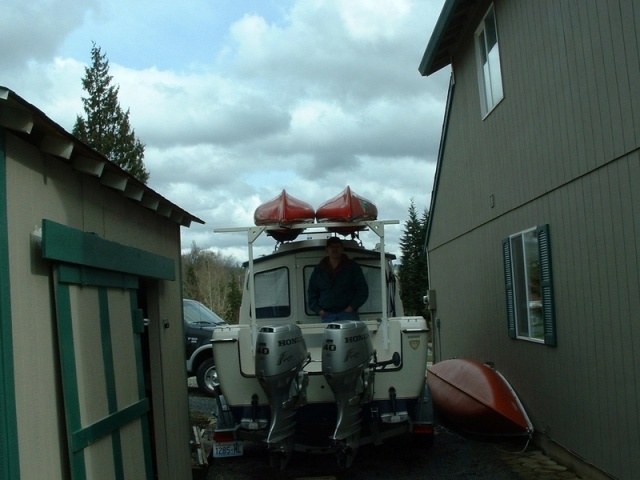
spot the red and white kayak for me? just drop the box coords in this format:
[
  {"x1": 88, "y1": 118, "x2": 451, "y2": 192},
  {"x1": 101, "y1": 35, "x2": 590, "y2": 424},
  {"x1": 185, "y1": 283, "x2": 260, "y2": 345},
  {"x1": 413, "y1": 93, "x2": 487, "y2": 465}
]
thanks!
[
  {"x1": 315, "y1": 186, "x2": 378, "y2": 236},
  {"x1": 254, "y1": 190, "x2": 315, "y2": 241},
  {"x1": 427, "y1": 358, "x2": 533, "y2": 437}
]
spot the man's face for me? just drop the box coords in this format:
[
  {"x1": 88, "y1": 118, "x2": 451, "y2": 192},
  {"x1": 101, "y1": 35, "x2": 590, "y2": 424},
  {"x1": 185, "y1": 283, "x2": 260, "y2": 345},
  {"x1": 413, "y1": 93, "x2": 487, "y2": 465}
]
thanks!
[{"x1": 326, "y1": 242, "x2": 343, "y2": 259}]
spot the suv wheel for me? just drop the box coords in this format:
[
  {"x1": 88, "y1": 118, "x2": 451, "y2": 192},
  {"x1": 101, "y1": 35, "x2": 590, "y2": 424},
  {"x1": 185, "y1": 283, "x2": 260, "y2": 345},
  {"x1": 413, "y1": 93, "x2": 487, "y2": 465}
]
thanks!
[{"x1": 196, "y1": 357, "x2": 218, "y2": 396}]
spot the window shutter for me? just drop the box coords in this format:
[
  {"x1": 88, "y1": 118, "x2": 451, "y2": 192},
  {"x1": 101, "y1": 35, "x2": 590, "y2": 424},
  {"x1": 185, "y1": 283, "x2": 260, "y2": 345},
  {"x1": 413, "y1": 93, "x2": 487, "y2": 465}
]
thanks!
[
  {"x1": 537, "y1": 224, "x2": 557, "y2": 346},
  {"x1": 502, "y1": 238, "x2": 516, "y2": 338}
]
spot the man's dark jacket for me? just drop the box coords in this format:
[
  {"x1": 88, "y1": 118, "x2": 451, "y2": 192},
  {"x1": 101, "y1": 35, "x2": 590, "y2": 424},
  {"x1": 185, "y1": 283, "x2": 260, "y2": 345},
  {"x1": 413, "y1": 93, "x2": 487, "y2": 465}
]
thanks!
[{"x1": 307, "y1": 254, "x2": 368, "y2": 314}]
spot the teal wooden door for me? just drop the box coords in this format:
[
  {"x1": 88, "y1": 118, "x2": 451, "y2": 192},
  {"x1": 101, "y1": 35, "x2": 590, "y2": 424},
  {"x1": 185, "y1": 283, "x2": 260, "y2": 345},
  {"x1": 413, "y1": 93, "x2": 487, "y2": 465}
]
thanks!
[
  {"x1": 52, "y1": 265, "x2": 153, "y2": 479},
  {"x1": 42, "y1": 220, "x2": 176, "y2": 480}
]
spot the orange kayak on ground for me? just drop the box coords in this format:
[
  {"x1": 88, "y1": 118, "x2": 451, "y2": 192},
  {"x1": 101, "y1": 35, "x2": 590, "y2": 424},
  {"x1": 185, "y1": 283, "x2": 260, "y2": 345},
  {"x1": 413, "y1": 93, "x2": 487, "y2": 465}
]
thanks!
[{"x1": 427, "y1": 358, "x2": 533, "y2": 437}]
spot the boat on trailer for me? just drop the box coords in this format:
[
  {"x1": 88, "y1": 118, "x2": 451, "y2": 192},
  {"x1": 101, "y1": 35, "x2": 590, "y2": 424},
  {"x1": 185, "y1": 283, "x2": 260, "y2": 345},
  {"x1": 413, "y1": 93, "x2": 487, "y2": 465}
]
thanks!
[{"x1": 210, "y1": 197, "x2": 434, "y2": 469}]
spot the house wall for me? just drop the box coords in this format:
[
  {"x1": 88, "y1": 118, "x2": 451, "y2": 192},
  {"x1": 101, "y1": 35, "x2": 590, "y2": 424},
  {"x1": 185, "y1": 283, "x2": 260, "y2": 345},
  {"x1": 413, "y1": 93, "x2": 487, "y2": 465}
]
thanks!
[
  {"x1": 426, "y1": 1, "x2": 640, "y2": 478},
  {"x1": 5, "y1": 131, "x2": 191, "y2": 480}
]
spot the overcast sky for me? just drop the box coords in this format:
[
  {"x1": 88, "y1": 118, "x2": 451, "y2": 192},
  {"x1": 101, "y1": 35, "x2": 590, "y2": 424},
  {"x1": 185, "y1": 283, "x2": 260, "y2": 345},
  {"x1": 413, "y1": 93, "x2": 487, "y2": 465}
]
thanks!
[{"x1": 1, "y1": 0, "x2": 450, "y2": 262}]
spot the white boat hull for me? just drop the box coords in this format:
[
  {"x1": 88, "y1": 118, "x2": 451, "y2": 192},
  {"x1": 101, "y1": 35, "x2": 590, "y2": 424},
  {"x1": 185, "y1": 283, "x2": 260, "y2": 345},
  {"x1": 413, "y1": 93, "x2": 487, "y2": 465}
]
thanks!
[{"x1": 213, "y1": 317, "x2": 428, "y2": 408}]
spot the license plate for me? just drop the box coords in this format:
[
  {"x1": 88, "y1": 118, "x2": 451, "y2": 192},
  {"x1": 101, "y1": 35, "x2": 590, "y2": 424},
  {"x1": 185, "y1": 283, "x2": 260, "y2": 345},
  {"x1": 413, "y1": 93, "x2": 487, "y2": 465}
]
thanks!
[{"x1": 213, "y1": 441, "x2": 244, "y2": 458}]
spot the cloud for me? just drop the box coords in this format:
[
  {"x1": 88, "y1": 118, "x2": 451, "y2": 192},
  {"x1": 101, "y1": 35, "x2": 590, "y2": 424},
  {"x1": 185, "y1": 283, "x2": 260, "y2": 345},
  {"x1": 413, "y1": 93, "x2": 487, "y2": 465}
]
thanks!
[
  {"x1": 0, "y1": 0, "x2": 99, "y2": 69},
  {"x1": 0, "y1": 0, "x2": 450, "y2": 261},
  {"x1": 111, "y1": 66, "x2": 292, "y2": 148}
]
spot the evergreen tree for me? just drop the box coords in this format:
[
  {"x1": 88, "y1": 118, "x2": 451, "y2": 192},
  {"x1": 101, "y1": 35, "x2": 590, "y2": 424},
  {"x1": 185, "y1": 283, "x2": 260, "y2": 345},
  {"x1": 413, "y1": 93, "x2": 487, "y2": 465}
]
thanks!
[
  {"x1": 73, "y1": 43, "x2": 149, "y2": 183},
  {"x1": 224, "y1": 274, "x2": 243, "y2": 324},
  {"x1": 398, "y1": 199, "x2": 429, "y2": 316}
]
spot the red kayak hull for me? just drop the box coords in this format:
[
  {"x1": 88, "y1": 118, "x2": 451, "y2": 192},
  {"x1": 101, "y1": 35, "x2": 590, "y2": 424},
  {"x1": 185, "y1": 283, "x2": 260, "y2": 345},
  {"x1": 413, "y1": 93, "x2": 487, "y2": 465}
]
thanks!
[
  {"x1": 254, "y1": 190, "x2": 315, "y2": 241},
  {"x1": 427, "y1": 359, "x2": 531, "y2": 437},
  {"x1": 254, "y1": 190, "x2": 315, "y2": 226},
  {"x1": 316, "y1": 186, "x2": 378, "y2": 222},
  {"x1": 316, "y1": 186, "x2": 377, "y2": 235}
]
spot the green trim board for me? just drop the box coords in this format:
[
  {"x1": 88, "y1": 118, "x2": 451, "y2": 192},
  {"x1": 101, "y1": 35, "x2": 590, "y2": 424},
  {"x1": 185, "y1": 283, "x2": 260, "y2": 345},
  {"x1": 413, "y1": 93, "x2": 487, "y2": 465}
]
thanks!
[
  {"x1": 129, "y1": 297, "x2": 154, "y2": 478},
  {"x1": 0, "y1": 128, "x2": 21, "y2": 479},
  {"x1": 70, "y1": 399, "x2": 150, "y2": 453},
  {"x1": 42, "y1": 219, "x2": 176, "y2": 281},
  {"x1": 57, "y1": 263, "x2": 139, "y2": 290},
  {"x1": 52, "y1": 277, "x2": 85, "y2": 479}
]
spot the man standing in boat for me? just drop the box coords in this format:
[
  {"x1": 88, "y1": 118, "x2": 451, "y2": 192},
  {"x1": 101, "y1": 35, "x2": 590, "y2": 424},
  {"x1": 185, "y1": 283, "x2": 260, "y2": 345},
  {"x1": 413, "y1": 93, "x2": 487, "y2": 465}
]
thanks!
[{"x1": 307, "y1": 237, "x2": 369, "y2": 322}]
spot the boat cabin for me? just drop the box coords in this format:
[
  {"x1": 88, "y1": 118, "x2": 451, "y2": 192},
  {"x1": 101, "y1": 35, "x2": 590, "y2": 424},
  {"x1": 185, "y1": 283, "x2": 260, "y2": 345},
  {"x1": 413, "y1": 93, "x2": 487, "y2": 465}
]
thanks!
[{"x1": 242, "y1": 235, "x2": 401, "y2": 327}]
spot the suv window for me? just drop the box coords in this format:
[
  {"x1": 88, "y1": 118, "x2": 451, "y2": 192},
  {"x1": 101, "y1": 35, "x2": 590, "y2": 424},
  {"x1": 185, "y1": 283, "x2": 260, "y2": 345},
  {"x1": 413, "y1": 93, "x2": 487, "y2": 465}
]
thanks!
[{"x1": 183, "y1": 299, "x2": 226, "y2": 326}]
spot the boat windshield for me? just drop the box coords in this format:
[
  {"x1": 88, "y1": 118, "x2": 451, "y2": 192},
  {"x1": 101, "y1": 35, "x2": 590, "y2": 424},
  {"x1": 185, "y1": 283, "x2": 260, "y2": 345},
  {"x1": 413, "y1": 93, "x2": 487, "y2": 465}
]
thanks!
[
  {"x1": 249, "y1": 262, "x2": 385, "y2": 323},
  {"x1": 302, "y1": 265, "x2": 382, "y2": 316}
]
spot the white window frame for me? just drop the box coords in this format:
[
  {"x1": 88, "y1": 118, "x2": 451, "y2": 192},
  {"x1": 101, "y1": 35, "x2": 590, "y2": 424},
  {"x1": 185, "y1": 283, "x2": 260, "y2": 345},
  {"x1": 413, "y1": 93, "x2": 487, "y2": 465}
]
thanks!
[
  {"x1": 475, "y1": 5, "x2": 504, "y2": 117},
  {"x1": 509, "y1": 228, "x2": 544, "y2": 342}
]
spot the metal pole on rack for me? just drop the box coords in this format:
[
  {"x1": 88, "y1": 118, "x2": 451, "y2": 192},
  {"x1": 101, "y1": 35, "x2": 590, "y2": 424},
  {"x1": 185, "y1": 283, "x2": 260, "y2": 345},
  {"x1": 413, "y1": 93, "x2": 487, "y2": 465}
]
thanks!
[
  {"x1": 246, "y1": 226, "x2": 264, "y2": 353},
  {"x1": 366, "y1": 220, "x2": 394, "y2": 350}
]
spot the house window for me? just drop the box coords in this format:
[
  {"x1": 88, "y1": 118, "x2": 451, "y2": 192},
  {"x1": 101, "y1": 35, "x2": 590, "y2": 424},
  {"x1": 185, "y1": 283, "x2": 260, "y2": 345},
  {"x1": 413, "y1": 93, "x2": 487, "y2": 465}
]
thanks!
[
  {"x1": 475, "y1": 5, "x2": 504, "y2": 116},
  {"x1": 503, "y1": 225, "x2": 557, "y2": 346}
]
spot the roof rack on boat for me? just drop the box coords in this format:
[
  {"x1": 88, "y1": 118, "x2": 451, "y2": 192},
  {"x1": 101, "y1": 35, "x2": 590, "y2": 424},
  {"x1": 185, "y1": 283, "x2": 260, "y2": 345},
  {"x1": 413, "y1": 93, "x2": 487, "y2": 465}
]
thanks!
[{"x1": 214, "y1": 219, "x2": 399, "y2": 234}]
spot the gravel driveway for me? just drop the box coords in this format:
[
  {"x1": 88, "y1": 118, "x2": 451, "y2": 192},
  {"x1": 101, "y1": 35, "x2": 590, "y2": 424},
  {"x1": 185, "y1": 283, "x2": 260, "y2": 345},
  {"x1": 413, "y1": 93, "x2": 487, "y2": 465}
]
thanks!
[
  {"x1": 190, "y1": 387, "x2": 515, "y2": 479},
  {"x1": 188, "y1": 385, "x2": 581, "y2": 480}
]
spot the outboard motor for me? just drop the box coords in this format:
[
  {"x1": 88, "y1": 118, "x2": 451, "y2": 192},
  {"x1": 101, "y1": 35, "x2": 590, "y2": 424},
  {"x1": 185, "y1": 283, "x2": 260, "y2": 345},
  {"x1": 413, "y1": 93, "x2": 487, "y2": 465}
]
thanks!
[
  {"x1": 255, "y1": 323, "x2": 309, "y2": 469},
  {"x1": 322, "y1": 320, "x2": 375, "y2": 468}
]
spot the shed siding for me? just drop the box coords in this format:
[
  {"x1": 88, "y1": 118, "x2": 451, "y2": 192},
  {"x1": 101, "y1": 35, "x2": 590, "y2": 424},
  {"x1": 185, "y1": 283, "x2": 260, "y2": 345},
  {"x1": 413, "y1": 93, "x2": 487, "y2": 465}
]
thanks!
[
  {"x1": 426, "y1": 1, "x2": 640, "y2": 478},
  {"x1": 5, "y1": 132, "x2": 191, "y2": 480}
]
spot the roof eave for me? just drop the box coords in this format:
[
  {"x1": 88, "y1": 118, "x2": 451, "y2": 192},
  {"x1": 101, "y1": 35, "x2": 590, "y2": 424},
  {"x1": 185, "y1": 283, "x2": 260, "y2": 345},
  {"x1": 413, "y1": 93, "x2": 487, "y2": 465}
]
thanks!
[
  {"x1": 0, "y1": 86, "x2": 204, "y2": 228},
  {"x1": 419, "y1": 0, "x2": 480, "y2": 76}
]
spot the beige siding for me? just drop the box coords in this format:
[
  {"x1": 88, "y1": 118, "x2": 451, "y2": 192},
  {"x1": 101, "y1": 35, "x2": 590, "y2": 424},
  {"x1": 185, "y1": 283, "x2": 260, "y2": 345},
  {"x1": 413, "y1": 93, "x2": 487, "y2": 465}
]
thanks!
[
  {"x1": 7, "y1": 136, "x2": 68, "y2": 477},
  {"x1": 6, "y1": 132, "x2": 191, "y2": 480},
  {"x1": 426, "y1": 1, "x2": 640, "y2": 478}
]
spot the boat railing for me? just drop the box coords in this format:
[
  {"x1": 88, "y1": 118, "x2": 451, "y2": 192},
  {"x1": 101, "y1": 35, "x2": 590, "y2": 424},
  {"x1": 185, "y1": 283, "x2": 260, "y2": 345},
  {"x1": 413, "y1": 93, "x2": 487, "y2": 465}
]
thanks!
[{"x1": 214, "y1": 220, "x2": 399, "y2": 351}]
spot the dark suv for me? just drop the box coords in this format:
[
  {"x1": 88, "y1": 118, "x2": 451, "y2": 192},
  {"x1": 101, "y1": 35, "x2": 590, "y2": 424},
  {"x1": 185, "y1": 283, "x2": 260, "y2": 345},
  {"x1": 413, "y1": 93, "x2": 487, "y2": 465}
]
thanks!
[{"x1": 184, "y1": 299, "x2": 227, "y2": 395}]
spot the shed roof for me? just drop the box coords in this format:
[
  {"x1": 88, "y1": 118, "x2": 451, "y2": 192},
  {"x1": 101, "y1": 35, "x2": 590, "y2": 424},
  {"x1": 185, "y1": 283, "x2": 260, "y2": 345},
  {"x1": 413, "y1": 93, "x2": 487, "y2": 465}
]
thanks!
[
  {"x1": 0, "y1": 86, "x2": 204, "y2": 227},
  {"x1": 419, "y1": 0, "x2": 480, "y2": 76}
]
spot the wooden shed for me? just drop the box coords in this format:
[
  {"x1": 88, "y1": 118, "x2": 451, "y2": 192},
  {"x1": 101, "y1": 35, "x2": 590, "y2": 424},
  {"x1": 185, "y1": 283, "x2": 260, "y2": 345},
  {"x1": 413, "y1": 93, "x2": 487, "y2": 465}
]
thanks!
[
  {"x1": 419, "y1": 1, "x2": 638, "y2": 478},
  {"x1": 0, "y1": 86, "x2": 203, "y2": 480}
]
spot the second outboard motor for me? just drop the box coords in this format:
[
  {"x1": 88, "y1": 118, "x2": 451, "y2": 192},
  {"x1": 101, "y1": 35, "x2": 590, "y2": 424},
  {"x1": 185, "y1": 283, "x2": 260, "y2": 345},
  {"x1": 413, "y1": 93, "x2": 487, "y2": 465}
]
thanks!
[
  {"x1": 322, "y1": 320, "x2": 375, "y2": 468},
  {"x1": 255, "y1": 323, "x2": 309, "y2": 469}
]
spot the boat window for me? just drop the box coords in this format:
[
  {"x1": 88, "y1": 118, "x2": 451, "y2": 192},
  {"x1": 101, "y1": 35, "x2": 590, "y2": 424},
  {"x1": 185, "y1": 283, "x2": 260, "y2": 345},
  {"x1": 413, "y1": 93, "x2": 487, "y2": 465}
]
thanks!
[
  {"x1": 303, "y1": 264, "x2": 382, "y2": 316},
  {"x1": 254, "y1": 267, "x2": 291, "y2": 318},
  {"x1": 358, "y1": 266, "x2": 382, "y2": 313}
]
